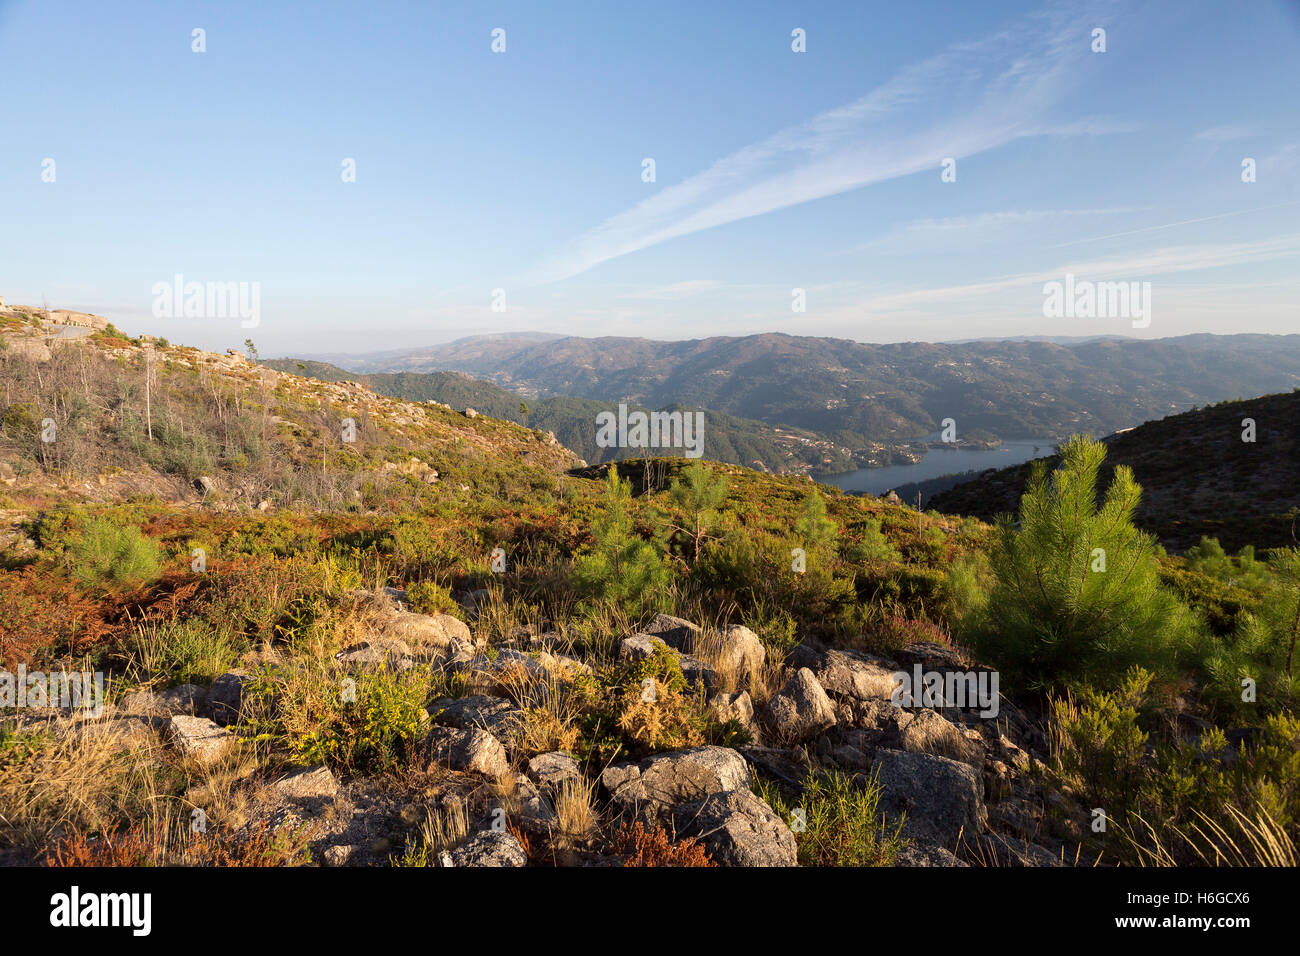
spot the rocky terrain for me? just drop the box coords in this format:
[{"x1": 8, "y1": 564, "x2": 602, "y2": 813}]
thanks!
[{"x1": 9, "y1": 598, "x2": 1074, "y2": 868}]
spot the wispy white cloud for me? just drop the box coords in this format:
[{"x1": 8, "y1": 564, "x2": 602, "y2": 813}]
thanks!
[
  {"x1": 1195, "y1": 124, "x2": 1254, "y2": 142},
  {"x1": 847, "y1": 206, "x2": 1144, "y2": 254},
  {"x1": 528, "y1": 3, "x2": 1113, "y2": 283},
  {"x1": 616, "y1": 279, "x2": 724, "y2": 300},
  {"x1": 849, "y1": 233, "x2": 1300, "y2": 314}
]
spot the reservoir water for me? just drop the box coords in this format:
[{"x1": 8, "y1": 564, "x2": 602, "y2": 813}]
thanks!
[{"x1": 819, "y1": 439, "x2": 1056, "y2": 496}]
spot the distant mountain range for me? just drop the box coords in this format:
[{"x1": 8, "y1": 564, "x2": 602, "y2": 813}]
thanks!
[
  {"x1": 280, "y1": 331, "x2": 1300, "y2": 476},
  {"x1": 928, "y1": 390, "x2": 1300, "y2": 553}
]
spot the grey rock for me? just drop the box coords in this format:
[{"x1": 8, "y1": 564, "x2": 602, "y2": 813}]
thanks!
[
  {"x1": 205, "y1": 669, "x2": 251, "y2": 727},
  {"x1": 672, "y1": 789, "x2": 797, "y2": 867},
  {"x1": 975, "y1": 832, "x2": 1064, "y2": 867},
  {"x1": 423, "y1": 725, "x2": 510, "y2": 780},
  {"x1": 335, "y1": 637, "x2": 414, "y2": 672},
  {"x1": 708, "y1": 691, "x2": 760, "y2": 742},
  {"x1": 447, "y1": 829, "x2": 527, "y2": 867},
  {"x1": 619, "y1": 633, "x2": 671, "y2": 662},
  {"x1": 268, "y1": 765, "x2": 339, "y2": 801},
  {"x1": 713, "y1": 625, "x2": 766, "y2": 682},
  {"x1": 765, "y1": 668, "x2": 836, "y2": 742},
  {"x1": 120, "y1": 683, "x2": 205, "y2": 718},
  {"x1": 896, "y1": 843, "x2": 969, "y2": 867},
  {"x1": 602, "y1": 746, "x2": 751, "y2": 823},
  {"x1": 787, "y1": 645, "x2": 900, "y2": 703},
  {"x1": 527, "y1": 751, "x2": 583, "y2": 793},
  {"x1": 168, "y1": 715, "x2": 236, "y2": 766},
  {"x1": 874, "y1": 748, "x2": 987, "y2": 848},
  {"x1": 618, "y1": 633, "x2": 718, "y2": 692},
  {"x1": 322, "y1": 844, "x2": 356, "y2": 867},
  {"x1": 641, "y1": 613, "x2": 702, "y2": 651},
  {"x1": 428, "y1": 695, "x2": 524, "y2": 746},
  {"x1": 899, "y1": 708, "x2": 984, "y2": 769},
  {"x1": 498, "y1": 775, "x2": 558, "y2": 834}
]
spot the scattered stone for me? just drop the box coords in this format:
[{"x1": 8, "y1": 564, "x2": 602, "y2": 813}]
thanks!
[
  {"x1": 499, "y1": 775, "x2": 558, "y2": 834},
  {"x1": 676, "y1": 653, "x2": 721, "y2": 693},
  {"x1": 460, "y1": 646, "x2": 590, "y2": 684},
  {"x1": 336, "y1": 638, "x2": 414, "y2": 672},
  {"x1": 527, "y1": 752, "x2": 583, "y2": 794},
  {"x1": 423, "y1": 725, "x2": 510, "y2": 780},
  {"x1": 602, "y1": 746, "x2": 751, "y2": 823},
  {"x1": 672, "y1": 789, "x2": 797, "y2": 867},
  {"x1": 787, "y1": 645, "x2": 900, "y2": 703},
  {"x1": 428, "y1": 695, "x2": 524, "y2": 748},
  {"x1": 205, "y1": 670, "x2": 251, "y2": 727},
  {"x1": 168, "y1": 715, "x2": 236, "y2": 766},
  {"x1": 120, "y1": 683, "x2": 205, "y2": 718},
  {"x1": 322, "y1": 844, "x2": 355, "y2": 867},
  {"x1": 708, "y1": 691, "x2": 760, "y2": 742},
  {"x1": 448, "y1": 829, "x2": 527, "y2": 867},
  {"x1": 874, "y1": 749, "x2": 987, "y2": 848},
  {"x1": 387, "y1": 612, "x2": 473, "y2": 654},
  {"x1": 269, "y1": 765, "x2": 339, "y2": 802},
  {"x1": 765, "y1": 668, "x2": 836, "y2": 742}
]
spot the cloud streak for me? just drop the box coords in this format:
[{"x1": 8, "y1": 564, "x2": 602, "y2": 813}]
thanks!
[{"x1": 528, "y1": 3, "x2": 1112, "y2": 283}]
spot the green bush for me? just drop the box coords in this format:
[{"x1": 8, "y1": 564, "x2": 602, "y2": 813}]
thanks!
[
  {"x1": 843, "y1": 516, "x2": 899, "y2": 567},
  {"x1": 406, "y1": 580, "x2": 461, "y2": 616},
  {"x1": 1050, "y1": 669, "x2": 1300, "y2": 865},
  {"x1": 757, "y1": 770, "x2": 903, "y2": 866},
  {"x1": 971, "y1": 435, "x2": 1199, "y2": 694},
  {"x1": 67, "y1": 517, "x2": 162, "y2": 593},
  {"x1": 572, "y1": 468, "x2": 671, "y2": 618}
]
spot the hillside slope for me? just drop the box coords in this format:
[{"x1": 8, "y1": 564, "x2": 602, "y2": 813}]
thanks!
[
  {"x1": 928, "y1": 391, "x2": 1300, "y2": 552},
  {"x1": 0, "y1": 306, "x2": 580, "y2": 512},
  {"x1": 265, "y1": 358, "x2": 916, "y2": 476}
]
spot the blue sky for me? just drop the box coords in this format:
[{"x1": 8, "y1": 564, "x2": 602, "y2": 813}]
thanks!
[{"x1": 1, "y1": 0, "x2": 1297, "y2": 355}]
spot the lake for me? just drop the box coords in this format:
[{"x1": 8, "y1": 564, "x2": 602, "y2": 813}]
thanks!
[{"x1": 819, "y1": 439, "x2": 1056, "y2": 496}]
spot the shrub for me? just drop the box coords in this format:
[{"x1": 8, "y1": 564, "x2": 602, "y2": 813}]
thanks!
[
  {"x1": 66, "y1": 517, "x2": 162, "y2": 593},
  {"x1": 794, "y1": 488, "x2": 837, "y2": 557},
  {"x1": 244, "y1": 663, "x2": 431, "y2": 774},
  {"x1": 972, "y1": 435, "x2": 1199, "y2": 694},
  {"x1": 844, "y1": 516, "x2": 899, "y2": 567},
  {"x1": 757, "y1": 770, "x2": 903, "y2": 866},
  {"x1": 666, "y1": 459, "x2": 729, "y2": 563},
  {"x1": 1194, "y1": 546, "x2": 1300, "y2": 719},
  {"x1": 571, "y1": 468, "x2": 671, "y2": 618},
  {"x1": 406, "y1": 579, "x2": 460, "y2": 616},
  {"x1": 1048, "y1": 670, "x2": 1300, "y2": 866},
  {"x1": 610, "y1": 822, "x2": 714, "y2": 867}
]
